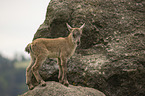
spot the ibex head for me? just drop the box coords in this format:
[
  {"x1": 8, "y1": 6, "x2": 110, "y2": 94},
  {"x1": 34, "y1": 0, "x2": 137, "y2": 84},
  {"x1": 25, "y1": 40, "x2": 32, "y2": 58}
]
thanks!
[{"x1": 66, "y1": 23, "x2": 85, "y2": 45}]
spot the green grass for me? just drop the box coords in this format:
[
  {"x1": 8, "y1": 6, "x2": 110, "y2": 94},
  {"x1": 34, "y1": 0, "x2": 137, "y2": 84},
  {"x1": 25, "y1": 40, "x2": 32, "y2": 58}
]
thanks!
[{"x1": 14, "y1": 60, "x2": 30, "y2": 69}]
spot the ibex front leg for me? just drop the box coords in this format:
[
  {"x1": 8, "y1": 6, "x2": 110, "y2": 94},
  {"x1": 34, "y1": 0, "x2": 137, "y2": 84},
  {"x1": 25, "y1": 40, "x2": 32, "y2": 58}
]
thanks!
[
  {"x1": 61, "y1": 57, "x2": 69, "y2": 86},
  {"x1": 58, "y1": 58, "x2": 63, "y2": 83}
]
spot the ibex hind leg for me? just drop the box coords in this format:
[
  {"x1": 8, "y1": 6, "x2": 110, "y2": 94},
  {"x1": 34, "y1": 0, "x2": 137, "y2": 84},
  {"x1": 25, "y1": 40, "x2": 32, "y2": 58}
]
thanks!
[
  {"x1": 26, "y1": 56, "x2": 35, "y2": 90},
  {"x1": 31, "y1": 55, "x2": 47, "y2": 87}
]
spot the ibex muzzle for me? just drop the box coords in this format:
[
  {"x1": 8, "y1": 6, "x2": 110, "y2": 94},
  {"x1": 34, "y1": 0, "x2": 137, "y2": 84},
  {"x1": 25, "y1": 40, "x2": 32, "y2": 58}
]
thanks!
[{"x1": 25, "y1": 23, "x2": 85, "y2": 90}]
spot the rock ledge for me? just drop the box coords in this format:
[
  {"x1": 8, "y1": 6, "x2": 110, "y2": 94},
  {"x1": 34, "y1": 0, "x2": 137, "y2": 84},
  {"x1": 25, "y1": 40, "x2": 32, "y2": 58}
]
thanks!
[{"x1": 20, "y1": 81, "x2": 105, "y2": 96}]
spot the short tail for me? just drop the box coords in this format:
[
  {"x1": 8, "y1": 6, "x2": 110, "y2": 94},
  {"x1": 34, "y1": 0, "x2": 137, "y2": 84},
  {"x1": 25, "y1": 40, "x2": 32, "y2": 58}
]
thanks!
[{"x1": 25, "y1": 43, "x2": 32, "y2": 54}]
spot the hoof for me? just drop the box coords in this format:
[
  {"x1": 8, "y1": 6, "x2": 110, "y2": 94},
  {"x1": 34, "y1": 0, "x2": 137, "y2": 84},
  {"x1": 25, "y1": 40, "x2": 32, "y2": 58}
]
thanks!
[
  {"x1": 29, "y1": 86, "x2": 34, "y2": 90},
  {"x1": 28, "y1": 84, "x2": 34, "y2": 90},
  {"x1": 41, "y1": 81, "x2": 46, "y2": 87},
  {"x1": 63, "y1": 81, "x2": 69, "y2": 87},
  {"x1": 59, "y1": 80, "x2": 63, "y2": 84}
]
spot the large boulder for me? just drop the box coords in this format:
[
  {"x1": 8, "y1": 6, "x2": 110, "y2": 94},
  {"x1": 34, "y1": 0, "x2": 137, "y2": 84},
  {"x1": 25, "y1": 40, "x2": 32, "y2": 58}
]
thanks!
[
  {"x1": 26, "y1": 0, "x2": 145, "y2": 96},
  {"x1": 20, "y1": 81, "x2": 105, "y2": 96}
]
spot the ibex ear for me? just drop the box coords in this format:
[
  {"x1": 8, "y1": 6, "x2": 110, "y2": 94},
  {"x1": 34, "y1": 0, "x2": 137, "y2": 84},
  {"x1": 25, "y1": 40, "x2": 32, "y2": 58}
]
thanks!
[
  {"x1": 80, "y1": 23, "x2": 85, "y2": 29},
  {"x1": 66, "y1": 23, "x2": 72, "y2": 31}
]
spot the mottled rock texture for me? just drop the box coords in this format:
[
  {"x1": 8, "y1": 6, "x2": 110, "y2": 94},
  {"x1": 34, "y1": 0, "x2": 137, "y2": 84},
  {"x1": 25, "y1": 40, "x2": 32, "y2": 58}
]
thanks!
[
  {"x1": 20, "y1": 81, "x2": 105, "y2": 96},
  {"x1": 25, "y1": 0, "x2": 145, "y2": 96}
]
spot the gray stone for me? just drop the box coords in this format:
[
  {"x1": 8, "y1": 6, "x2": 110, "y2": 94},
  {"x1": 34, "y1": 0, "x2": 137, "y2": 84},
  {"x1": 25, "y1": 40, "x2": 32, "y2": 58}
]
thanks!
[
  {"x1": 25, "y1": 0, "x2": 145, "y2": 96},
  {"x1": 20, "y1": 81, "x2": 105, "y2": 96}
]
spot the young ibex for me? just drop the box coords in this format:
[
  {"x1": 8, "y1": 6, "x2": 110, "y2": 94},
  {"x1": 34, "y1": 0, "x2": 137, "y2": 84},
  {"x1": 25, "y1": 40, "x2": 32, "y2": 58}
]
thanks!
[{"x1": 25, "y1": 23, "x2": 85, "y2": 90}]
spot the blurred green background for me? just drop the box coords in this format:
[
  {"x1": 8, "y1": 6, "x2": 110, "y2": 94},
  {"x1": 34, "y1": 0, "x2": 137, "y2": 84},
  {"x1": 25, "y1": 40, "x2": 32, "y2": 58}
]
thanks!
[{"x1": 0, "y1": 54, "x2": 29, "y2": 96}]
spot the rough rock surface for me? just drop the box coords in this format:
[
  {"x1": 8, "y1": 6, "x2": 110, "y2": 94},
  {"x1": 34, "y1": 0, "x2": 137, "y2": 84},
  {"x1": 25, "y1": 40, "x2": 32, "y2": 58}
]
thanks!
[
  {"x1": 20, "y1": 81, "x2": 105, "y2": 96},
  {"x1": 25, "y1": 0, "x2": 145, "y2": 96}
]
